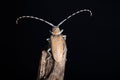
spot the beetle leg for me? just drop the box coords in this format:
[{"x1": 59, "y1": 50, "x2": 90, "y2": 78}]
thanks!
[
  {"x1": 46, "y1": 38, "x2": 51, "y2": 45},
  {"x1": 46, "y1": 48, "x2": 52, "y2": 60},
  {"x1": 46, "y1": 38, "x2": 50, "y2": 41},
  {"x1": 62, "y1": 35, "x2": 66, "y2": 40},
  {"x1": 49, "y1": 30, "x2": 54, "y2": 35},
  {"x1": 64, "y1": 47, "x2": 67, "y2": 61},
  {"x1": 59, "y1": 29, "x2": 64, "y2": 34}
]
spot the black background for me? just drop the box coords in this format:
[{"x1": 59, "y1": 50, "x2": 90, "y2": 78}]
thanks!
[{"x1": 15, "y1": 0, "x2": 119, "y2": 80}]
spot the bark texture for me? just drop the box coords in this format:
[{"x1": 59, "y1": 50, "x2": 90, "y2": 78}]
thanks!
[{"x1": 37, "y1": 50, "x2": 67, "y2": 80}]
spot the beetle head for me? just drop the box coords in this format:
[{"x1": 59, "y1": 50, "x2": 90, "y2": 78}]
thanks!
[{"x1": 51, "y1": 26, "x2": 63, "y2": 35}]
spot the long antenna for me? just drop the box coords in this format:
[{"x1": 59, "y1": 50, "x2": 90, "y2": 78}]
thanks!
[
  {"x1": 57, "y1": 9, "x2": 92, "y2": 27},
  {"x1": 16, "y1": 9, "x2": 92, "y2": 28},
  {"x1": 16, "y1": 16, "x2": 55, "y2": 27}
]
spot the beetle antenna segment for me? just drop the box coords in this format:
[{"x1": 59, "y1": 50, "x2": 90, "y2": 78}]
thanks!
[
  {"x1": 57, "y1": 9, "x2": 92, "y2": 27},
  {"x1": 16, "y1": 16, "x2": 55, "y2": 27}
]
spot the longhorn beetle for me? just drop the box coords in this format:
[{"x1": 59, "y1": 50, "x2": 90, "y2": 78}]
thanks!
[{"x1": 16, "y1": 9, "x2": 92, "y2": 63}]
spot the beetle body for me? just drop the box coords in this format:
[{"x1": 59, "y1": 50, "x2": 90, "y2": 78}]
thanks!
[{"x1": 49, "y1": 27, "x2": 67, "y2": 62}]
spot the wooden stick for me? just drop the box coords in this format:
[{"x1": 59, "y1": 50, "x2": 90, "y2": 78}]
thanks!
[{"x1": 37, "y1": 49, "x2": 67, "y2": 80}]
